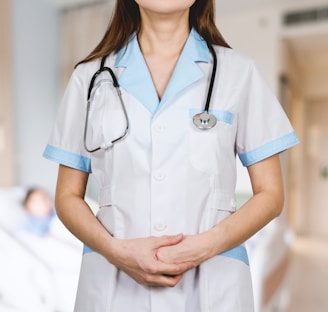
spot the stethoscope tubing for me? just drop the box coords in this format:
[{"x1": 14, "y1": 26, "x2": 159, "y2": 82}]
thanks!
[
  {"x1": 204, "y1": 44, "x2": 217, "y2": 113},
  {"x1": 84, "y1": 61, "x2": 129, "y2": 153},
  {"x1": 192, "y1": 44, "x2": 218, "y2": 129},
  {"x1": 84, "y1": 43, "x2": 218, "y2": 152}
]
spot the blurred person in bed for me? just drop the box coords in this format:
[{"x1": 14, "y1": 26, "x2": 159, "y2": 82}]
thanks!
[{"x1": 22, "y1": 187, "x2": 56, "y2": 237}]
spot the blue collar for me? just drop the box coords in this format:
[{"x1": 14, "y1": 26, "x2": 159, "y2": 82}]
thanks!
[{"x1": 115, "y1": 29, "x2": 211, "y2": 115}]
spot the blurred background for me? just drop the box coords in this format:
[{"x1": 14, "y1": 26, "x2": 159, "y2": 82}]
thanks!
[{"x1": 0, "y1": 0, "x2": 327, "y2": 311}]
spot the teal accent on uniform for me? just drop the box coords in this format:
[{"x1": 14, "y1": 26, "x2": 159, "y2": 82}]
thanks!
[
  {"x1": 43, "y1": 144, "x2": 91, "y2": 173},
  {"x1": 220, "y1": 245, "x2": 249, "y2": 266},
  {"x1": 83, "y1": 245, "x2": 94, "y2": 254},
  {"x1": 238, "y1": 132, "x2": 300, "y2": 167},
  {"x1": 115, "y1": 29, "x2": 211, "y2": 115},
  {"x1": 189, "y1": 109, "x2": 234, "y2": 125}
]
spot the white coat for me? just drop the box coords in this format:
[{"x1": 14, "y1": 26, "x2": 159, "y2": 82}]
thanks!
[{"x1": 44, "y1": 29, "x2": 299, "y2": 312}]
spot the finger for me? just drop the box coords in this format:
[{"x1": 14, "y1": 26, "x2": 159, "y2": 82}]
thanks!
[
  {"x1": 143, "y1": 273, "x2": 183, "y2": 287},
  {"x1": 156, "y1": 260, "x2": 195, "y2": 276},
  {"x1": 154, "y1": 234, "x2": 183, "y2": 249},
  {"x1": 158, "y1": 274, "x2": 183, "y2": 287}
]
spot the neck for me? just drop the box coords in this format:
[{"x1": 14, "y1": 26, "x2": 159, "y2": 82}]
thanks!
[{"x1": 138, "y1": 10, "x2": 190, "y2": 56}]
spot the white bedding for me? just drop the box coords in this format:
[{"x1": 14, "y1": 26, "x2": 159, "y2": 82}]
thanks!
[{"x1": 0, "y1": 187, "x2": 84, "y2": 312}]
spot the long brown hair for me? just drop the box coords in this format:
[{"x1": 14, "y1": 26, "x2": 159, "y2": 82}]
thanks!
[{"x1": 76, "y1": 0, "x2": 230, "y2": 67}]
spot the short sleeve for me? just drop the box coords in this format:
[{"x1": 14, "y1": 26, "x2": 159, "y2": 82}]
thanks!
[
  {"x1": 236, "y1": 61, "x2": 299, "y2": 167},
  {"x1": 43, "y1": 67, "x2": 91, "y2": 173}
]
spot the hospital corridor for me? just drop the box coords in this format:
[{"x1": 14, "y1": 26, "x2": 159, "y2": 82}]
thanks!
[
  {"x1": 287, "y1": 237, "x2": 328, "y2": 312},
  {"x1": 1, "y1": 0, "x2": 328, "y2": 311}
]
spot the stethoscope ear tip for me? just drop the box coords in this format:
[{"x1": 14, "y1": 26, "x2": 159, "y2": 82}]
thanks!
[{"x1": 193, "y1": 111, "x2": 217, "y2": 130}]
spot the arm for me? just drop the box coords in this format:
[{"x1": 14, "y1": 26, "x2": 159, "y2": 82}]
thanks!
[
  {"x1": 157, "y1": 154, "x2": 284, "y2": 265},
  {"x1": 55, "y1": 164, "x2": 194, "y2": 286}
]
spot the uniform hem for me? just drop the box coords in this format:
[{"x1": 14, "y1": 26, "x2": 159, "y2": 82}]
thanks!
[
  {"x1": 83, "y1": 245, "x2": 94, "y2": 254},
  {"x1": 220, "y1": 245, "x2": 249, "y2": 266}
]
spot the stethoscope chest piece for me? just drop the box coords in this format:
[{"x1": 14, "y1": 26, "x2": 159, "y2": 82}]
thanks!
[{"x1": 193, "y1": 111, "x2": 217, "y2": 130}]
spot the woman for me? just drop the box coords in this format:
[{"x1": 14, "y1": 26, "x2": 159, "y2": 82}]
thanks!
[{"x1": 43, "y1": 0, "x2": 299, "y2": 311}]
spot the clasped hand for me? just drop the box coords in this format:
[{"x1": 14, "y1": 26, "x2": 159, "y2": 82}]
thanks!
[{"x1": 108, "y1": 233, "x2": 210, "y2": 288}]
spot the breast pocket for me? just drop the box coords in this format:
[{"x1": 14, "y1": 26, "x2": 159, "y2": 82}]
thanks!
[{"x1": 189, "y1": 109, "x2": 236, "y2": 174}]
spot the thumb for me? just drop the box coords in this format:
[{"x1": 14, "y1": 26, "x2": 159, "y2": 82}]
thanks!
[{"x1": 156, "y1": 233, "x2": 184, "y2": 248}]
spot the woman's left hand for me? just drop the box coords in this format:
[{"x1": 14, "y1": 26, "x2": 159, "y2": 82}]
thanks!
[{"x1": 156, "y1": 232, "x2": 214, "y2": 266}]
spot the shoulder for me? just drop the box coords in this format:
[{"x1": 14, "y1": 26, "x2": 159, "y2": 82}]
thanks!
[
  {"x1": 73, "y1": 59, "x2": 102, "y2": 82},
  {"x1": 212, "y1": 45, "x2": 266, "y2": 89},
  {"x1": 214, "y1": 45, "x2": 256, "y2": 72},
  {"x1": 73, "y1": 52, "x2": 119, "y2": 80}
]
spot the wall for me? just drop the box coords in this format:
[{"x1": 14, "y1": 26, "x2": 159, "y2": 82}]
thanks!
[
  {"x1": 217, "y1": 6, "x2": 281, "y2": 93},
  {"x1": 60, "y1": 1, "x2": 114, "y2": 90},
  {"x1": 280, "y1": 39, "x2": 306, "y2": 233},
  {"x1": 0, "y1": 0, "x2": 15, "y2": 186},
  {"x1": 12, "y1": 0, "x2": 60, "y2": 192}
]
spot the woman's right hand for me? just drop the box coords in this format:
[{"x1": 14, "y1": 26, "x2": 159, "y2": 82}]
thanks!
[{"x1": 106, "y1": 234, "x2": 195, "y2": 287}]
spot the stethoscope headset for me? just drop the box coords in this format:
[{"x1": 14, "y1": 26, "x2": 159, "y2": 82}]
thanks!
[{"x1": 84, "y1": 43, "x2": 218, "y2": 153}]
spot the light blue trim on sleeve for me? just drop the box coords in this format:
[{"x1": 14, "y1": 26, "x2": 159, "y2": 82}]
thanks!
[
  {"x1": 189, "y1": 109, "x2": 234, "y2": 125},
  {"x1": 43, "y1": 144, "x2": 91, "y2": 173},
  {"x1": 239, "y1": 132, "x2": 300, "y2": 167},
  {"x1": 219, "y1": 245, "x2": 249, "y2": 266}
]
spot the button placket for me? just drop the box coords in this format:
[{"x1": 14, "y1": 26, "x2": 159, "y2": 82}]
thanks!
[
  {"x1": 153, "y1": 171, "x2": 167, "y2": 182},
  {"x1": 153, "y1": 122, "x2": 167, "y2": 133},
  {"x1": 153, "y1": 222, "x2": 168, "y2": 232},
  {"x1": 150, "y1": 117, "x2": 171, "y2": 235}
]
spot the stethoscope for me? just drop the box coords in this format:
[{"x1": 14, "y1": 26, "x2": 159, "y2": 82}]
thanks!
[{"x1": 84, "y1": 43, "x2": 218, "y2": 153}]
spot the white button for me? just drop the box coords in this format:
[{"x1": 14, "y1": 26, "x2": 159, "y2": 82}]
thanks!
[
  {"x1": 153, "y1": 172, "x2": 167, "y2": 181},
  {"x1": 154, "y1": 123, "x2": 167, "y2": 133},
  {"x1": 154, "y1": 222, "x2": 167, "y2": 232}
]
